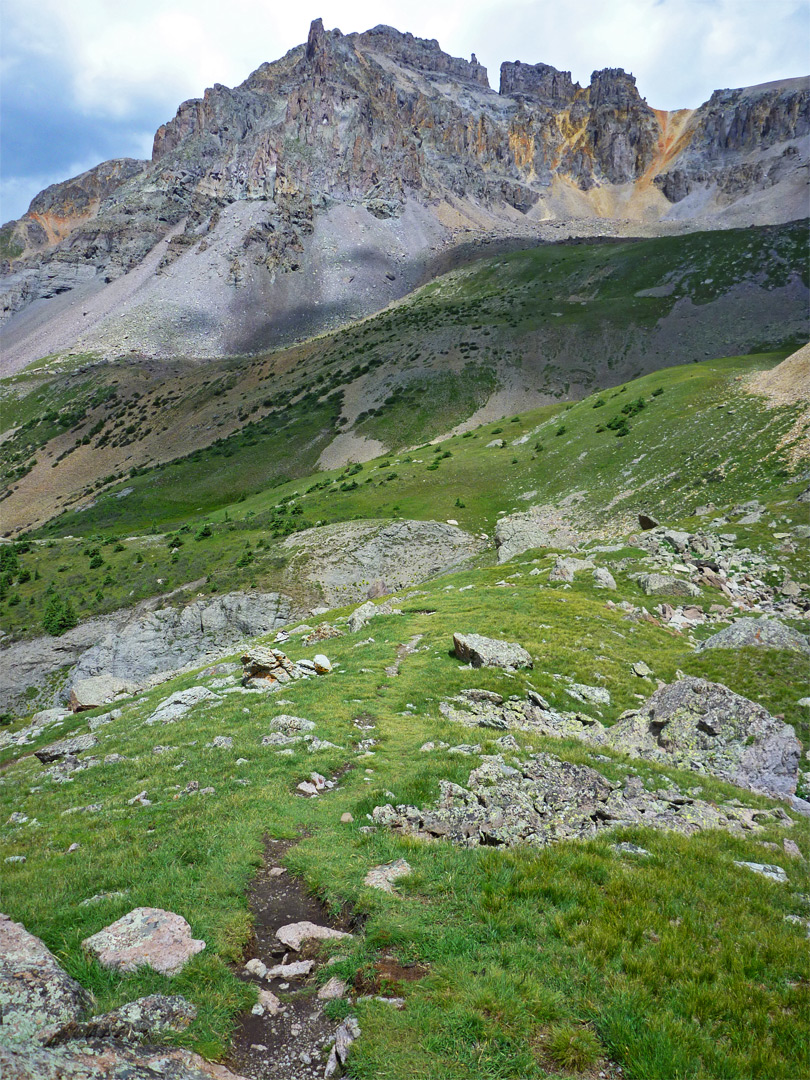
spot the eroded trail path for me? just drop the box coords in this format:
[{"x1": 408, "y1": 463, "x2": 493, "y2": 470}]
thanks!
[{"x1": 227, "y1": 838, "x2": 356, "y2": 1080}]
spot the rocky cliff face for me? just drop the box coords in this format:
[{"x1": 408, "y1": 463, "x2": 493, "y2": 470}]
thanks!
[{"x1": 1, "y1": 21, "x2": 807, "y2": 369}]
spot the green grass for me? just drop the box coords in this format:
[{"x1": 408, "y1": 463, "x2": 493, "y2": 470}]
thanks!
[
  {"x1": 1, "y1": 558, "x2": 807, "y2": 1076},
  {"x1": 4, "y1": 348, "x2": 805, "y2": 649},
  {"x1": 2, "y1": 221, "x2": 806, "y2": 539}
]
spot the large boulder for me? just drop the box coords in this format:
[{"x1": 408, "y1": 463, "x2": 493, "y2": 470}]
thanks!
[
  {"x1": 34, "y1": 734, "x2": 97, "y2": 764},
  {"x1": 697, "y1": 618, "x2": 810, "y2": 654},
  {"x1": 453, "y1": 633, "x2": 533, "y2": 670},
  {"x1": 82, "y1": 908, "x2": 205, "y2": 976},
  {"x1": 282, "y1": 519, "x2": 485, "y2": 604},
  {"x1": 637, "y1": 573, "x2": 701, "y2": 598},
  {"x1": 0, "y1": 912, "x2": 92, "y2": 1046},
  {"x1": 69, "y1": 676, "x2": 135, "y2": 712},
  {"x1": 605, "y1": 677, "x2": 802, "y2": 797},
  {"x1": 495, "y1": 505, "x2": 580, "y2": 563},
  {"x1": 0, "y1": 1044, "x2": 249, "y2": 1079},
  {"x1": 240, "y1": 647, "x2": 306, "y2": 686}
]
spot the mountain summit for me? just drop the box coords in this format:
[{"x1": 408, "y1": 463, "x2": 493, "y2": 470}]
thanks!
[{"x1": 1, "y1": 20, "x2": 807, "y2": 370}]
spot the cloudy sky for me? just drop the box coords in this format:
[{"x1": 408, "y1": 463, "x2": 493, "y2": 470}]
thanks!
[{"x1": 2, "y1": 0, "x2": 807, "y2": 222}]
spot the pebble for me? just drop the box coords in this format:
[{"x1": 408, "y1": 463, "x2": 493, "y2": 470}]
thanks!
[{"x1": 341, "y1": 812, "x2": 354, "y2": 823}]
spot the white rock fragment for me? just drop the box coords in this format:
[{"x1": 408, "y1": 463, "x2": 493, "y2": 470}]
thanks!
[{"x1": 275, "y1": 921, "x2": 353, "y2": 951}]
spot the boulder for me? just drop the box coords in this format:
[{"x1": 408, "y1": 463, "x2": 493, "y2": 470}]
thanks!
[
  {"x1": 698, "y1": 617, "x2": 810, "y2": 654},
  {"x1": 494, "y1": 505, "x2": 579, "y2": 563},
  {"x1": 145, "y1": 686, "x2": 220, "y2": 725},
  {"x1": 366, "y1": 579, "x2": 390, "y2": 599},
  {"x1": 549, "y1": 556, "x2": 594, "y2": 582},
  {"x1": 0, "y1": 1044, "x2": 249, "y2": 1079},
  {"x1": 82, "y1": 908, "x2": 205, "y2": 976},
  {"x1": 638, "y1": 513, "x2": 659, "y2": 529},
  {"x1": 605, "y1": 677, "x2": 801, "y2": 797},
  {"x1": 453, "y1": 633, "x2": 533, "y2": 670},
  {"x1": 0, "y1": 912, "x2": 92, "y2": 1046},
  {"x1": 593, "y1": 567, "x2": 617, "y2": 589},
  {"x1": 34, "y1": 733, "x2": 97, "y2": 764},
  {"x1": 69, "y1": 676, "x2": 135, "y2": 712},
  {"x1": 348, "y1": 598, "x2": 402, "y2": 633},
  {"x1": 240, "y1": 647, "x2": 305, "y2": 685},
  {"x1": 637, "y1": 573, "x2": 701, "y2": 598}
]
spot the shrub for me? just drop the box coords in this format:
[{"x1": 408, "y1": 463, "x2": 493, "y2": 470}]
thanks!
[
  {"x1": 42, "y1": 592, "x2": 78, "y2": 635},
  {"x1": 592, "y1": 397, "x2": 606, "y2": 408},
  {"x1": 546, "y1": 1024, "x2": 602, "y2": 1072},
  {"x1": 555, "y1": 425, "x2": 567, "y2": 436},
  {"x1": 88, "y1": 554, "x2": 104, "y2": 569}
]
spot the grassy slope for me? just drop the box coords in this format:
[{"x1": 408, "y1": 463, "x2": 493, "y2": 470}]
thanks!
[
  {"x1": 1, "y1": 221, "x2": 806, "y2": 533},
  {"x1": 2, "y1": 349, "x2": 805, "y2": 647},
  {"x1": 1, "y1": 555, "x2": 808, "y2": 1078}
]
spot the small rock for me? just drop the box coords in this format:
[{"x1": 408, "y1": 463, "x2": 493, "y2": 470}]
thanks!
[
  {"x1": 313, "y1": 654, "x2": 332, "y2": 673},
  {"x1": 67, "y1": 843, "x2": 80, "y2": 853},
  {"x1": 245, "y1": 958, "x2": 268, "y2": 978},
  {"x1": 363, "y1": 859, "x2": 413, "y2": 893},
  {"x1": 632, "y1": 661, "x2": 653, "y2": 677},
  {"x1": 266, "y1": 959, "x2": 314, "y2": 978},
  {"x1": 341, "y1": 812, "x2": 354, "y2": 823},
  {"x1": 4, "y1": 856, "x2": 26, "y2": 864},
  {"x1": 258, "y1": 988, "x2": 281, "y2": 1015},
  {"x1": 210, "y1": 735, "x2": 233, "y2": 749},
  {"x1": 784, "y1": 838, "x2": 803, "y2": 859},
  {"x1": 317, "y1": 976, "x2": 347, "y2": 1000},
  {"x1": 613, "y1": 842, "x2": 652, "y2": 857},
  {"x1": 733, "y1": 861, "x2": 788, "y2": 883},
  {"x1": 325, "y1": 1016, "x2": 361, "y2": 1078},
  {"x1": 275, "y1": 921, "x2": 353, "y2": 951},
  {"x1": 82, "y1": 908, "x2": 206, "y2": 975}
]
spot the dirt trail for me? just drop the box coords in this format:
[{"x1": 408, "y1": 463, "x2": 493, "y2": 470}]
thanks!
[{"x1": 227, "y1": 837, "x2": 356, "y2": 1080}]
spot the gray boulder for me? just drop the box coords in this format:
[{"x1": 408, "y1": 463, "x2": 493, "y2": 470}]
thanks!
[
  {"x1": 495, "y1": 505, "x2": 579, "y2": 563},
  {"x1": 698, "y1": 618, "x2": 810, "y2": 654},
  {"x1": 69, "y1": 676, "x2": 135, "y2": 712},
  {"x1": 637, "y1": 573, "x2": 701, "y2": 598},
  {"x1": 549, "y1": 556, "x2": 594, "y2": 582},
  {"x1": 34, "y1": 734, "x2": 97, "y2": 764},
  {"x1": 348, "y1": 598, "x2": 402, "y2": 633},
  {"x1": 145, "y1": 686, "x2": 220, "y2": 725},
  {"x1": 0, "y1": 912, "x2": 92, "y2": 1046},
  {"x1": 593, "y1": 567, "x2": 617, "y2": 589},
  {"x1": 453, "y1": 633, "x2": 533, "y2": 670},
  {"x1": 605, "y1": 677, "x2": 801, "y2": 797}
]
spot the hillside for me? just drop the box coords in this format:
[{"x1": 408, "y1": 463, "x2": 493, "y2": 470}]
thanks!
[
  {"x1": 1, "y1": 221, "x2": 807, "y2": 537},
  {"x1": 1, "y1": 345, "x2": 809, "y2": 1079}
]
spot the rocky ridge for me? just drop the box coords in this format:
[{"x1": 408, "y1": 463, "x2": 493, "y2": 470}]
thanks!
[{"x1": 1, "y1": 21, "x2": 807, "y2": 369}]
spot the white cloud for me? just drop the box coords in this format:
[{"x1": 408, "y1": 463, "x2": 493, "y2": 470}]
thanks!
[{"x1": 3, "y1": 0, "x2": 807, "y2": 119}]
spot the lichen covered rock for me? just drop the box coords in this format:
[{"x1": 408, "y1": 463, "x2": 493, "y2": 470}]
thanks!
[{"x1": 605, "y1": 677, "x2": 801, "y2": 797}]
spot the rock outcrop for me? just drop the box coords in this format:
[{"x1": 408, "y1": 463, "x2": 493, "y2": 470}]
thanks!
[
  {"x1": 0, "y1": 590, "x2": 293, "y2": 715},
  {"x1": 605, "y1": 677, "x2": 802, "y2": 797},
  {"x1": 282, "y1": 519, "x2": 485, "y2": 604},
  {"x1": 2, "y1": 20, "x2": 807, "y2": 369},
  {"x1": 0, "y1": 913, "x2": 92, "y2": 1046},
  {"x1": 371, "y1": 752, "x2": 788, "y2": 848}
]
